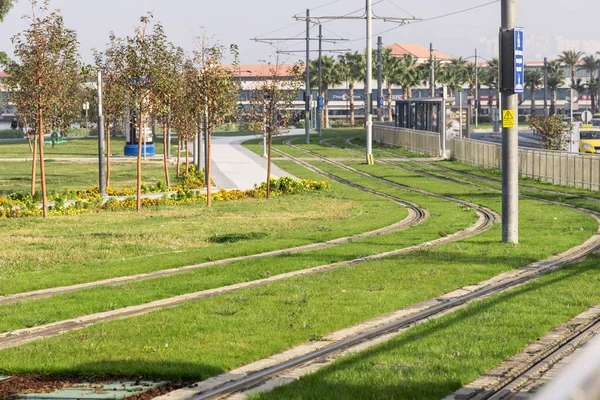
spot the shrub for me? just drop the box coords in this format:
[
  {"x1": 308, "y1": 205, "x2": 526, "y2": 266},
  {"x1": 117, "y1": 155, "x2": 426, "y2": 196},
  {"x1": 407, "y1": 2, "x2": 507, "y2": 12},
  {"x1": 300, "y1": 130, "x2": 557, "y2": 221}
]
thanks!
[
  {"x1": 0, "y1": 177, "x2": 331, "y2": 219},
  {"x1": 295, "y1": 120, "x2": 306, "y2": 129},
  {"x1": 216, "y1": 122, "x2": 238, "y2": 132},
  {"x1": 0, "y1": 129, "x2": 24, "y2": 139}
]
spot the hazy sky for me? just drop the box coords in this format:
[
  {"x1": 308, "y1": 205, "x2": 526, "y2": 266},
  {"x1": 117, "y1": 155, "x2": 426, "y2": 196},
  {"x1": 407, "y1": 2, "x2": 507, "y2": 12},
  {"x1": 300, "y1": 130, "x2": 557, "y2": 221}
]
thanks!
[{"x1": 1, "y1": 0, "x2": 599, "y2": 67}]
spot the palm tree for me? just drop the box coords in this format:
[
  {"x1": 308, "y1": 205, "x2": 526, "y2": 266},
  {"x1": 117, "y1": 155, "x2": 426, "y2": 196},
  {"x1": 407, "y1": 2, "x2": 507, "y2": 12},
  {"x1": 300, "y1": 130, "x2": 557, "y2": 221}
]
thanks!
[
  {"x1": 393, "y1": 55, "x2": 420, "y2": 101},
  {"x1": 525, "y1": 69, "x2": 543, "y2": 116},
  {"x1": 380, "y1": 48, "x2": 399, "y2": 121},
  {"x1": 416, "y1": 58, "x2": 441, "y2": 96},
  {"x1": 558, "y1": 50, "x2": 584, "y2": 86},
  {"x1": 309, "y1": 55, "x2": 343, "y2": 129},
  {"x1": 338, "y1": 51, "x2": 365, "y2": 126},
  {"x1": 579, "y1": 55, "x2": 599, "y2": 112},
  {"x1": 439, "y1": 57, "x2": 468, "y2": 97},
  {"x1": 481, "y1": 58, "x2": 499, "y2": 114},
  {"x1": 546, "y1": 60, "x2": 564, "y2": 115}
]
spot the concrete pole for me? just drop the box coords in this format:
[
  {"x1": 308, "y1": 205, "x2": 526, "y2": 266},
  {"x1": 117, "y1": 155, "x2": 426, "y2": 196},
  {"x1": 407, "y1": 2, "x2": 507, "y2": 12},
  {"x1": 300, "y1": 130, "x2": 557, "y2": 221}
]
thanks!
[
  {"x1": 377, "y1": 36, "x2": 383, "y2": 122},
  {"x1": 305, "y1": 9, "x2": 311, "y2": 144},
  {"x1": 441, "y1": 86, "x2": 447, "y2": 158},
  {"x1": 97, "y1": 71, "x2": 106, "y2": 197},
  {"x1": 317, "y1": 24, "x2": 323, "y2": 136},
  {"x1": 475, "y1": 48, "x2": 479, "y2": 127},
  {"x1": 430, "y1": 43, "x2": 435, "y2": 98},
  {"x1": 543, "y1": 57, "x2": 549, "y2": 117},
  {"x1": 597, "y1": 64, "x2": 600, "y2": 114},
  {"x1": 365, "y1": 0, "x2": 373, "y2": 164},
  {"x1": 501, "y1": 0, "x2": 519, "y2": 244},
  {"x1": 459, "y1": 91, "x2": 463, "y2": 137}
]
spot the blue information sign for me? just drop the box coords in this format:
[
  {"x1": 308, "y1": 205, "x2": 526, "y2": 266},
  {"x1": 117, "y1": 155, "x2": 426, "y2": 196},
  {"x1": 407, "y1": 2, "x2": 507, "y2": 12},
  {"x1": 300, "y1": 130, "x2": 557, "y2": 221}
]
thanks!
[
  {"x1": 378, "y1": 96, "x2": 384, "y2": 109},
  {"x1": 514, "y1": 27, "x2": 524, "y2": 94},
  {"x1": 318, "y1": 95, "x2": 324, "y2": 111}
]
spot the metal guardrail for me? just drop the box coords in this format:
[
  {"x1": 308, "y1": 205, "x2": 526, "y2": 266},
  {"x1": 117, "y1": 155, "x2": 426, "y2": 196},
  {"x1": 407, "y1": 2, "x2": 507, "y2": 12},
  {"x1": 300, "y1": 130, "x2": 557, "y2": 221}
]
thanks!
[{"x1": 374, "y1": 124, "x2": 600, "y2": 191}]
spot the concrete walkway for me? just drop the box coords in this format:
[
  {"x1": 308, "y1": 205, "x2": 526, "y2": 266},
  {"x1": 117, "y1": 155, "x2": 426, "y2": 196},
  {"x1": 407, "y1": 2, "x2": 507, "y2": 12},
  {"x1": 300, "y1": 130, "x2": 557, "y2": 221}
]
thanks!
[{"x1": 210, "y1": 130, "x2": 307, "y2": 190}]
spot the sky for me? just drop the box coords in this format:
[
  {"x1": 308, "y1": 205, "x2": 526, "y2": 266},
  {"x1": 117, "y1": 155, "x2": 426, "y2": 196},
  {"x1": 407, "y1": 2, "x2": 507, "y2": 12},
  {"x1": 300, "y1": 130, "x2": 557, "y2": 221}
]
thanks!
[{"x1": 1, "y1": 0, "x2": 599, "y2": 68}]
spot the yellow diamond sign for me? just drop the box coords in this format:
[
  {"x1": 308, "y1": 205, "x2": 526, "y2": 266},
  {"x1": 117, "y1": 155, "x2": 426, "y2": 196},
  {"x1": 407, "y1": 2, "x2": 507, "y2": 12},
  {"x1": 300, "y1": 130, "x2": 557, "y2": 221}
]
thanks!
[{"x1": 502, "y1": 110, "x2": 515, "y2": 129}]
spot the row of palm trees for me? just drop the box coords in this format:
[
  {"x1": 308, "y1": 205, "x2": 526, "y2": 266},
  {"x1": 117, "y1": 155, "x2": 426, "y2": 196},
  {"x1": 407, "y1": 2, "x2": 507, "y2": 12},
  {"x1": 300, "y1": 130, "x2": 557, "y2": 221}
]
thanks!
[
  {"x1": 525, "y1": 50, "x2": 600, "y2": 116},
  {"x1": 309, "y1": 49, "x2": 599, "y2": 125}
]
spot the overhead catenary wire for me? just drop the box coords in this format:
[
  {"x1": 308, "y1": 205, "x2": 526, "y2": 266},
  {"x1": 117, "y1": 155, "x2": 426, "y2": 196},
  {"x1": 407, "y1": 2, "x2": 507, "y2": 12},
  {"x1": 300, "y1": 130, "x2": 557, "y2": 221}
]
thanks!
[{"x1": 348, "y1": 0, "x2": 500, "y2": 42}]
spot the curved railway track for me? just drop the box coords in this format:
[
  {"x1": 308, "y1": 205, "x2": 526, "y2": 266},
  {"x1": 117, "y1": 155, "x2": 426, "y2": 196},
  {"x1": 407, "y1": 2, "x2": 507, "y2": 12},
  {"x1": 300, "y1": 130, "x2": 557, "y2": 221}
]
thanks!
[{"x1": 152, "y1": 141, "x2": 600, "y2": 400}]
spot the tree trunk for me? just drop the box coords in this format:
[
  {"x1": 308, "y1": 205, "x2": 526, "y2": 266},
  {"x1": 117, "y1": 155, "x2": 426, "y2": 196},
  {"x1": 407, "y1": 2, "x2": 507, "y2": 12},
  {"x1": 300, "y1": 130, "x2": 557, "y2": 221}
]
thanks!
[
  {"x1": 31, "y1": 130, "x2": 37, "y2": 196},
  {"x1": 350, "y1": 84, "x2": 355, "y2": 126},
  {"x1": 106, "y1": 121, "x2": 111, "y2": 189},
  {"x1": 177, "y1": 137, "x2": 181, "y2": 178},
  {"x1": 163, "y1": 116, "x2": 171, "y2": 188},
  {"x1": 185, "y1": 139, "x2": 189, "y2": 175},
  {"x1": 38, "y1": 109, "x2": 48, "y2": 218},
  {"x1": 551, "y1": 90, "x2": 557, "y2": 115},
  {"x1": 136, "y1": 111, "x2": 143, "y2": 212},
  {"x1": 206, "y1": 128, "x2": 212, "y2": 208},
  {"x1": 266, "y1": 131, "x2": 272, "y2": 200},
  {"x1": 530, "y1": 87, "x2": 536, "y2": 116},
  {"x1": 387, "y1": 84, "x2": 393, "y2": 121}
]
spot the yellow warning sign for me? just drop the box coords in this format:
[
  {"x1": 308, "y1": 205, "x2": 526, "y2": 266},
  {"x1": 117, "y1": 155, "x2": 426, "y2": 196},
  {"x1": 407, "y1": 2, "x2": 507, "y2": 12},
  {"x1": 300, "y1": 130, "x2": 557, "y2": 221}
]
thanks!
[{"x1": 502, "y1": 110, "x2": 515, "y2": 129}]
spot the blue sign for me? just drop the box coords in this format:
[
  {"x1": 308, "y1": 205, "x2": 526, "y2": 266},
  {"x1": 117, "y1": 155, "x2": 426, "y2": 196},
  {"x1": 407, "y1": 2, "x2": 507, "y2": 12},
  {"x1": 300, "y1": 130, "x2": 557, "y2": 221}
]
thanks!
[
  {"x1": 514, "y1": 27, "x2": 524, "y2": 94},
  {"x1": 318, "y1": 95, "x2": 324, "y2": 111},
  {"x1": 378, "y1": 96, "x2": 384, "y2": 109}
]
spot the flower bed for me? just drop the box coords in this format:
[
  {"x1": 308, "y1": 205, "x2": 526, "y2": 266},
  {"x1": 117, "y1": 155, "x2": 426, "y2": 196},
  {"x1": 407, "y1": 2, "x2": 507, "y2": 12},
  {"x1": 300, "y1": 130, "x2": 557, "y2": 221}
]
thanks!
[{"x1": 0, "y1": 177, "x2": 331, "y2": 218}]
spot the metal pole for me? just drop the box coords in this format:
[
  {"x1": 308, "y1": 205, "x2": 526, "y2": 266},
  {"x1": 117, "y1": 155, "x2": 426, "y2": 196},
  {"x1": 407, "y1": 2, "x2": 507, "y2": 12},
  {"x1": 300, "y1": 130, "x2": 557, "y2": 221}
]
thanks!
[
  {"x1": 571, "y1": 88, "x2": 574, "y2": 123},
  {"x1": 459, "y1": 91, "x2": 463, "y2": 137},
  {"x1": 501, "y1": 0, "x2": 519, "y2": 244},
  {"x1": 317, "y1": 24, "x2": 323, "y2": 136},
  {"x1": 305, "y1": 9, "x2": 311, "y2": 144},
  {"x1": 475, "y1": 48, "x2": 479, "y2": 127},
  {"x1": 97, "y1": 71, "x2": 106, "y2": 197},
  {"x1": 365, "y1": 0, "x2": 373, "y2": 164},
  {"x1": 430, "y1": 43, "x2": 435, "y2": 98},
  {"x1": 543, "y1": 57, "x2": 549, "y2": 116},
  {"x1": 377, "y1": 36, "x2": 383, "y2": 122},
  {"x1": 597, "y1": 64, "x2": 600, "y2": 114},
  {"x1": 441, "y1": 86, "x2": 447, "y2": 158}
]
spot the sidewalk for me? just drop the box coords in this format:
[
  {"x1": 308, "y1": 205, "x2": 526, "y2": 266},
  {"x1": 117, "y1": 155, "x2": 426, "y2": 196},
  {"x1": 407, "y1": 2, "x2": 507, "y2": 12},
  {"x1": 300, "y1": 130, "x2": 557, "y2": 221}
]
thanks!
[{"x1": 210, "y1": 130, "x2": 307, "y2": 190}]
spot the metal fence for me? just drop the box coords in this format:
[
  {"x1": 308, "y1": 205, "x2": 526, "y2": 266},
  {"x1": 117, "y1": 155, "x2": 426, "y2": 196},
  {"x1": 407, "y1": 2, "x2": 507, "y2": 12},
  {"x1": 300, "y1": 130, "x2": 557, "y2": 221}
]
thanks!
[
  {"x1": 374, "y1": 124, "x2": 600, "y2": 191},
  {"x1": 374, "y1": 124, "x2": 441, "y2": 158}
]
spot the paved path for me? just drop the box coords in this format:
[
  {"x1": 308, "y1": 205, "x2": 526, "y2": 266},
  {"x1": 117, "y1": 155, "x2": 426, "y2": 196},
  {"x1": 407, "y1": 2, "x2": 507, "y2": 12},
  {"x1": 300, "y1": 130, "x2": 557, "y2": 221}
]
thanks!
[{"x1": 210, "y1": 130, "x2": 306, "y2": 190}]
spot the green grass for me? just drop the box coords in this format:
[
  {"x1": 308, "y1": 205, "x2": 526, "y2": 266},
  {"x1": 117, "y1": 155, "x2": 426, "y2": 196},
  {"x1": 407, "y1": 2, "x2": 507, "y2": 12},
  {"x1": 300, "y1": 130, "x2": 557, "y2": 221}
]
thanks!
[
  {"x1": 0, "y1": 159, "x2": 178, "y2": 196},
  {"x1": 0, "y1": 151, "x2": 594, "y2": 381},
  {"x1": 0, "y1": 161, "x2": 477, "y2": 333},
  {"x1": 0, "y1": 161, "x2": 405, "y2": 295},
  {"x1": 212, "y1": 131, "x2": 257, "y2": 137},
  {"x1": 0, "y1": 137, "x2": 177, "y2": 159},
  {"x1": 255, "y1": 253, "x2": 600, "y2": 400}
]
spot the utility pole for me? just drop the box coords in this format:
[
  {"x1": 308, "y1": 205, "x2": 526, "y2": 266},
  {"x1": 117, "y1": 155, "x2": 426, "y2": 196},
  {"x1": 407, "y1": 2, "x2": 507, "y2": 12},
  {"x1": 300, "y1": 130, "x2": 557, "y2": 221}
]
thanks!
[
  {"x1": 597, "y1": 64, "x2": 600, "y2": 114},
  {"x1": 543, "y1": 57, "x2": 549, "y2": 116},
  {"x1": 429, "y1": 43, "x2": 435, "y2": 98},
  {"x1": 305, "y1": 9, "x2": 311, "y2": 144},
  {"x1": 97, "y1": 71, "x2": 106, "y2": 197},
  {"x1": 294, "y1": 4, "x2": 419, "y2": 165},
  {"x1": 317, "y1": 24, "x2": 323, "y2": 136},
  {"x1": 500, "y1": 0, "x2": 519, "y2": 244},
  {"x1": 377, "y1": 36, "x2": 383, "y2": 122},
  {"x1": 475, "y1": 48, "x2": 479, "y2": 127},
  {"x1": 365, "y1": 0, "x2": 374, "y2": 165}
]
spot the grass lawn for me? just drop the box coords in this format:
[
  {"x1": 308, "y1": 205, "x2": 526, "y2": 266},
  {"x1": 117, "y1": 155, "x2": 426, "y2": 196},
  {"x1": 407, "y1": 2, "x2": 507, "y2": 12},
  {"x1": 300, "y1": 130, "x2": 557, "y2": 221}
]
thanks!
[
  {"x1": 256, "y1": 253, "x2": 600, "y2": 400},
  {"x1": 0, "y1": 159, "x2": 178, "y2": 196},
  {"x1": 0, "y1": 147, "x2": 595, "y2": 381},
  {"x1": 0, "y1": 160, "x2": 477, "y2": 332},
  {"x1": 212, "y1": 131, "x2": 257, "y2": 137},
  {"x1": 0, "y1": 162, "x2": 408, "y2": 295},
  {"x1": 0, "y1": 137, "x2": 179, "y2": 159}
]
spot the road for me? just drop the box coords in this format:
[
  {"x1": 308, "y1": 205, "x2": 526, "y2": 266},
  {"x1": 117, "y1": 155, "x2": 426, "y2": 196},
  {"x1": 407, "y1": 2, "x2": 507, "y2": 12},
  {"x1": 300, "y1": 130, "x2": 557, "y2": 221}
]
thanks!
[{"x1": 470, "y1": 129, "x2": 541, "y2": 149}]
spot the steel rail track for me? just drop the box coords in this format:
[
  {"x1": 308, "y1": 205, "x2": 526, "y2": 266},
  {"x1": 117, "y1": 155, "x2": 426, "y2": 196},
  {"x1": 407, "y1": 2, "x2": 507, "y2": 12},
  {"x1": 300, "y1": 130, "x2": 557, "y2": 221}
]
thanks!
[
  {"x1": 343, "y1": 136, "x2": 600, "y2": 205},
  {"x1": 322, "y1": 137, "x2": 600, "y2": 400},
  {"x1": 162, "y1": 144, "x2": 600, "y2": 400}
]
